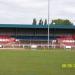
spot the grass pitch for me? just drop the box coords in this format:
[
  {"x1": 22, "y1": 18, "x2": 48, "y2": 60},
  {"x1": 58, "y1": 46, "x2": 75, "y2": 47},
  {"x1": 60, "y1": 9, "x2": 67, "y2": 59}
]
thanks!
[{"x1": 0, "y1": 49, "x2": 75, "y2": 75}]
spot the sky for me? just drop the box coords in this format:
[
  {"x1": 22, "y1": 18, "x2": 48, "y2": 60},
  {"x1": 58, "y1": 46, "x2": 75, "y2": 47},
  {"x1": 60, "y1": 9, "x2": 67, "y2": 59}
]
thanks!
[{"x1": 0, "y1": 0, "x2": 75, "y2": 24}]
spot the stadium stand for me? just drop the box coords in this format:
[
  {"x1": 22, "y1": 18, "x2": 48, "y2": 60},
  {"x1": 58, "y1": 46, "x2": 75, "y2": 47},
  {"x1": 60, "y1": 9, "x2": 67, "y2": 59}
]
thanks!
[{"x1": 0, "y1": 24, "x2": 74, "y2": 48}]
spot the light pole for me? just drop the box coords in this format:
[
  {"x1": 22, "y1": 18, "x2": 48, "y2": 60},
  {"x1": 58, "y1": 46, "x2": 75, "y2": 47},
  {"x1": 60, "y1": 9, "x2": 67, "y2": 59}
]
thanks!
[{"x1": 48, "y1": 0, "x2": 50, "y2": 49}]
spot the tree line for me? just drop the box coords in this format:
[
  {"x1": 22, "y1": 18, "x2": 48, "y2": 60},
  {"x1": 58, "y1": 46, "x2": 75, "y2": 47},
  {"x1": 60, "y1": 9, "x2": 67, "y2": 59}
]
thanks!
[
  {"x1": 32, "y1": 18, "x2": 47, "y2": 25},
  {"x1": 32, "y1": 18, "x2": 73, "y2": 25},
  {"x1": 51, "y1": 19, "x2": 73, "y2": 25}
]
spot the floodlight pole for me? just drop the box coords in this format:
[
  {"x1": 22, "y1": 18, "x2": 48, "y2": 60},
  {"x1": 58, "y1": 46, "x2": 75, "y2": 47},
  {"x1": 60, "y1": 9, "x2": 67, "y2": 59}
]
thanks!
[{"x1": 48, "y1": 0, "x2": 50, "y2": 49}]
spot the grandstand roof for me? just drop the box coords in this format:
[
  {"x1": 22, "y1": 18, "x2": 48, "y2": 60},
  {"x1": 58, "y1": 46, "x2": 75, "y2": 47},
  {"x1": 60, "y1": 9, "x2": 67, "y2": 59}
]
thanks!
[{"x1": 0, "y1": 24, "x2": 75, "y2": 29}]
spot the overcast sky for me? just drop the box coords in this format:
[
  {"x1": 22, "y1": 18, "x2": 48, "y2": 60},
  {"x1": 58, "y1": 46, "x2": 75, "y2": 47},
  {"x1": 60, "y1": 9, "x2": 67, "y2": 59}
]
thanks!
[{"x1": 0, "y1": 0, "x2": 75, "y2": 24}]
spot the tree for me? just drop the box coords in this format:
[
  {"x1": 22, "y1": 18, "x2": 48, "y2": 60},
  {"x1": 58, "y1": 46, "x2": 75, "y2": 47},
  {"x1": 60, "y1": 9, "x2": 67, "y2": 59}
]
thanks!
[
  {"x1": 51, "y1": 19, "x2": 73, "y2": 25},
  {"x1": 32, "y1": 18, "x2": 37, "y2": 25},
  {"x1": 44, "y1": 19, "x2": 47, "y2": 25},
  {"x1": 39, "y1": 19, "x2": 43, "y2": 25},
  {"x1": 64, "y1": 20, "x2": 72, "y2": 25},
  {"x1": 42, "y1": 20, "x2": 43, "y2": 25}
]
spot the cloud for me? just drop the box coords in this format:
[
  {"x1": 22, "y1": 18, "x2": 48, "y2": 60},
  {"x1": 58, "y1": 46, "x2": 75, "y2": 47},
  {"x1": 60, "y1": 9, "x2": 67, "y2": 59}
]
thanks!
[
  {"x1": 50, "y1": 0, "x2": 75, "y2": 24},
  {"x1": 0, "y1": 0, "x2": 48, "y2": 24},
  {"x1": 0, "y1": 0, "x2": 75, "y2": 24}
]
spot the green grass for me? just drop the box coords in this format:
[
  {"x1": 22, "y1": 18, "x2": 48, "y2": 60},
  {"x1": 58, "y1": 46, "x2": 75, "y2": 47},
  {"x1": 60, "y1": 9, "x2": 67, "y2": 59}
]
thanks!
[{"x1": 0, "y1": 49, "x2": 75, "y2": 75}]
